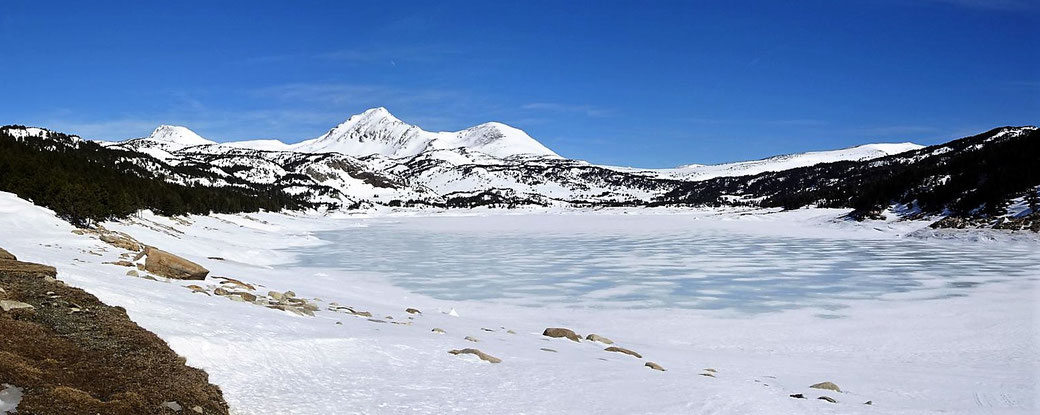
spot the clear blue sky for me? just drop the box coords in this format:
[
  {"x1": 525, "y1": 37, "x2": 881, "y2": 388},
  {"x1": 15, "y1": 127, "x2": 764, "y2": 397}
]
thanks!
[{"x1": 1, "y1": 0, "x2": 1036, "y2": 166}]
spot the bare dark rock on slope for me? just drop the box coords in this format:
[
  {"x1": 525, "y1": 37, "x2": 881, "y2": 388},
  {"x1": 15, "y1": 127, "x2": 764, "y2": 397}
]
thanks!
[{"x1": 0, "y1": 249, "x2": 229, "y2": 414}]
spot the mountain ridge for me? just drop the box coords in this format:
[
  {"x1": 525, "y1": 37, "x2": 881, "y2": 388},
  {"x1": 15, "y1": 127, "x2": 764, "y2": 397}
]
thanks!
[{"x1": 3, "y1": 120, "x2": 1034, "y2": 230}]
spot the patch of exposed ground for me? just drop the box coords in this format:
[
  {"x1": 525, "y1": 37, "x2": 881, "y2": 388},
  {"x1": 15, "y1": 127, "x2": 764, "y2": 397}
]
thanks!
[{"x1": 0, "y1": 250, "x2": 229, "y2": 415}]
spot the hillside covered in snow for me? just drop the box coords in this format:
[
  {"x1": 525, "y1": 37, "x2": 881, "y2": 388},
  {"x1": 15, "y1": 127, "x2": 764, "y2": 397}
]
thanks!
[{"x1": 2, "y1": 110, "x2": 1037, "y2": 229}]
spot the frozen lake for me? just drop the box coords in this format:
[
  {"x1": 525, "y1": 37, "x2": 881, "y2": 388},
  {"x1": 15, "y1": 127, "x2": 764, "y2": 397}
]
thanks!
[{"x1": 293, "y1": 214, "x2": 1040, "y2": 312}]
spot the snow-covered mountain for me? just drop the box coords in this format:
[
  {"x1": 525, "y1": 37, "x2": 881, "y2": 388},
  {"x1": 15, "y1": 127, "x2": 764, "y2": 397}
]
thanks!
[
  {"x1": 90, "y1": 108, "x2": 932, "y2": 209},
  {"x1": 57, "y1": 108, "x2": 932, "y2": 209},
  {"x1": 224, "y1": 107, "x2": 559, "y2": 159},
  {"x1": 646, "y1": 142, "x2": 923, "y2": 181}
]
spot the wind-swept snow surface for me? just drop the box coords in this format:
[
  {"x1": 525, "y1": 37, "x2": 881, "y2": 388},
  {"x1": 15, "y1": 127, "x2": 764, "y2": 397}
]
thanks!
[{"x1": 1, "y1": 192, "x2": 1035, "y2": 414}]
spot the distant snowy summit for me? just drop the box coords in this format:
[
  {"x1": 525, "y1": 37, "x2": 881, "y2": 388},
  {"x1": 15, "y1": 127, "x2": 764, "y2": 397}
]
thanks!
[
  {"x1": 290, "y1": 107, "x2": 558, "y2": 159},
  {"x1": 654, "y1": 142, "x2": 924, "y2": 181},
  {"x1": 80, "y1": 107, "x2": 938, "y2": 210},
  {"x1": 3, "y1": 122, "x2": 1034, "y2": 219},
  {"x1": 123, "y1": 106, "x2": 914, "y2": 169},
  {"x1": 132, "y1": 107, "x2": 558, "y2": 159}
]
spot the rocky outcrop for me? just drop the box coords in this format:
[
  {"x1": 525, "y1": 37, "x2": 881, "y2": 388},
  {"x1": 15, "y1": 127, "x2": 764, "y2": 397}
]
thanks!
[
  {"x1": 604, "y1": 346, "x2": 642, "y2": 358},
  {"x1": 585, "y1": 334, "x2": 613, "y2": 344},
  {"x1": 810, "y1": 381, "x2": 842, "y2": 392},
  {"x1": 644, "y1": 362, "x2": 666, "y2": 371},
  {"x1": 142, "y1": 247, "x2": 209, "y2": 280},
  {"x1": 448, "y1": 348, "x2": 502, "y2": 364},
  {"x1": 99, "y1": 232, "x2": 143, "y2": 252},
  {"x1": 0, "y1": 248, "x2": 16, "y2": 260},
  {"x1": 542, "y1": 327, "x2": 581, "y2": 342},
  {"x1": 0, "y1": 248, "x2": 229, "y2": 414}
]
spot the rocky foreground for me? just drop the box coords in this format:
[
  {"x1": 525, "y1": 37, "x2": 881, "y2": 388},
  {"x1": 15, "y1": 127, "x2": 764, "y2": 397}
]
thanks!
[{"x1": 0, "y1": 247, "x2": 228, "y2": 414}]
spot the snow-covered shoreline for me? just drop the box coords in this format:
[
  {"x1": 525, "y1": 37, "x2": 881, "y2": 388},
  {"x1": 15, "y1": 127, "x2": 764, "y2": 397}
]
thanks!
[{"x1": 1, "y1": 192, "x2": 1036, "y2": 414}]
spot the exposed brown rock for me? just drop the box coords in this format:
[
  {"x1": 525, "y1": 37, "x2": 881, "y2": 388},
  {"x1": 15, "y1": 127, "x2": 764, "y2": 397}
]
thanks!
[
  {"x1": 99, "y1": 233, "x2": 142, "y2": 252},
  {"x1": 1, "y1": 299, "x2": 34, "y2": 312},
  {"x1": 585, "y1": 333, "x2": 614, "y2": 344},
  {"x1": 810, "y1": 381, "x2": 842, "y2": 393},
  {"x1": 645, "y1": 362, "x2": 666, "y2": 371},
  {"x1": 405, "y1": 308, "x2": 421, "y2": 315},
  {"x1": 448, "y1": 348, "x2": 502, "y2": 363},
  {"x1": 542, "y1": 327, "x2": 581, "y2": 342},
  {"x1": 103, "y1": 260, "x2": 135, "y2": 267},
  {"x1": 215, "y1": 277, "x2": 254, "y2": 291},
  {"x1": 0, "y1": 247, "x2": 16, "y2": 260},
  {"x1": 0, "y1": 255, "x2": 229, "y2": 414},
  {"x1": 143, "y1": 247, "x2": 209, "y2": 280},
  {"x1": 604, "y1": 346, "x2": 642, "y2": 358}
]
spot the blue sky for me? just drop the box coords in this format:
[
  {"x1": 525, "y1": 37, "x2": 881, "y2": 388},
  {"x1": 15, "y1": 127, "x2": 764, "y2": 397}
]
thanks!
[{"x1": 1, "y1": 0, "x2": 1036, "y2": 166}]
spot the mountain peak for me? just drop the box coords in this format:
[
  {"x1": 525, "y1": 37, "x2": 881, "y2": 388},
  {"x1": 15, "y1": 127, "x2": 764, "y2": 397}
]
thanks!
[
  {"x1": 294, "y1": 109, "x2": 558, "y2": 159},
  {"x1": 147, "y1": 125, "x2": 215, "y2": 149}
]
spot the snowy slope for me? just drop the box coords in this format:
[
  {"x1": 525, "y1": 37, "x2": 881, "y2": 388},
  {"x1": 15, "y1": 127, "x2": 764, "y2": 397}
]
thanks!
[
  {"x1": 90, "y1": 108, "x2": 931, "y2": 209},
  {"x1": 643, "y1": 142, "x2": 924, "y2": 181},
  {"x1": 1, "y1": 190, "x2": 1036, "y2": 414}
]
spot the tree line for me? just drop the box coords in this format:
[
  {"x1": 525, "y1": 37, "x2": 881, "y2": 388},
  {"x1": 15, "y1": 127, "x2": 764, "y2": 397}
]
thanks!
[{"x1": 0, "y1": 126, "x2": 314, "y2": 227}]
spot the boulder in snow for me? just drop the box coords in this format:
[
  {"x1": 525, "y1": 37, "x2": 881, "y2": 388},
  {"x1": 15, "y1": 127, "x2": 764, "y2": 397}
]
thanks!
[
  {"x1": 810, "y1": 381, "x2": 842, "y2": 393},
  {"x1": 448, "y1": 348, "x2": 502, "y2": 364},
  {"x1": 645, "y1": 362, "x2": 666, "y2": 371},
  {"x1": 542, "y1": 327, "x2": 581, "y2": 342},
  {"x1": 585, "y1": 333, "x2": 613, "y2": 344},
  {"x1": 143, "y1": 247, "x2": 209, "y2": 280},
  {"x1": 604, "y1": 346, "x2": 642, "y2": 358}
]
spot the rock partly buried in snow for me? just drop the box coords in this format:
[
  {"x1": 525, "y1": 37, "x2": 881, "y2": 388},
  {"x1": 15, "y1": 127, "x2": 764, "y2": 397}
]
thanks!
[
  {"x1": 585, "y1": 333, "x2": 614, "y2": 344},
  {"x1": 99, "y1": 232, "x2": 142, "y2": 252},
  {"x1": 0, "y1": 247, "x2": 16, "y2": 260},
  {"x1": 810, "y1": 381, "x2": 842, "y2": 393},
  {"x1": 543, "y1": 327, "x2": 581, "y2": 342},
  {"x1": 464, "y1": 336, "x2": 480, "y2": 342},
  {"x1": 645, "y1": 362, "x2": 666, "y2": 371},
  {"x1": 431, "y1": 328, "x2": 446, "y2": 334},
  {"x1": 789, "y1": 393, "x2": 806, "y2": 399},
  {"x1": 143, "y1": 247, "x2": 209, "y2": 280},
  {"x1": 216, "y1": 277, "x2": 255, "y2": 291},
  {"x1": 405, "y1": 307, "x2": 421, "y2": 314},
  {"x1": 604, "y1": 346, "x2": 642, "y2": 358},
  {"x1": 449, "y1": 348, "x2": 502, "y2": 363},
  {"x1": 818, "y1": 396, "x2": 837, "y2": 403}
]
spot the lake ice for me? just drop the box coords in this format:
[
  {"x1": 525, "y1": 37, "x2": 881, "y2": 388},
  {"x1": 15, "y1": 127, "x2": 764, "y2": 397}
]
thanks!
[{"x1": 294, "y1": 214, "x2": 1040, "y2": 312}]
